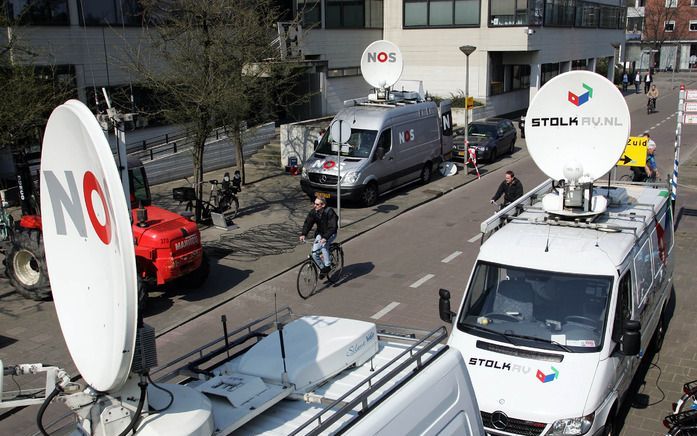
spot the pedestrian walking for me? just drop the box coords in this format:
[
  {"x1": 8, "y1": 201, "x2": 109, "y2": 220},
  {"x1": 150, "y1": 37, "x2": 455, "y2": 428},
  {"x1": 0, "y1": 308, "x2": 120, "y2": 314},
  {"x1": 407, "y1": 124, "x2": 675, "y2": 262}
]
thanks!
[
  {"x1": 622, "y1": 72, "x2": 629, "y2": 92},
  {"x1": 490, "y1": 170, "x2": 523, "y2": 208},
  {"x1": 644, "y1": 71, "x2": 652, "y2": 94},
  {"x1": 634, "y1": 72, "x2": 641, "y2": 94}
]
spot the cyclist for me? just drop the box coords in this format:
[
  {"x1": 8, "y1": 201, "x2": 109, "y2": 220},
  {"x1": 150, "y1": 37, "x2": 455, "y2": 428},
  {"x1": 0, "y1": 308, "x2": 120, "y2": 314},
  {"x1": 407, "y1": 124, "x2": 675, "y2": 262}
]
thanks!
[
  {"x1": 647, "y1": 84, "x2": 659, "y2": 112},
  {"x1": 299, "y1": 196, "x2": 338, "y2": 278},
  {"x1": 490, "y1": 170, "x2": 524, "y2": 209}
]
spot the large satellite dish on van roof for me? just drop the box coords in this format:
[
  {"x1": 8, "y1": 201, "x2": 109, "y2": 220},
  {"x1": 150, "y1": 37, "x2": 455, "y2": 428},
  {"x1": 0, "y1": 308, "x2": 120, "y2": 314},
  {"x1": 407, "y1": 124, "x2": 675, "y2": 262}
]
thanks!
[
  {"x1": 40, "y1": 100, "x2": 138, "y2": 392},
  {"x1": 360, "y1": 40, "x2": 404, "y2": 89},
  {"x1": 524, "y1": 71, "x2": 630, "y2": 182}
]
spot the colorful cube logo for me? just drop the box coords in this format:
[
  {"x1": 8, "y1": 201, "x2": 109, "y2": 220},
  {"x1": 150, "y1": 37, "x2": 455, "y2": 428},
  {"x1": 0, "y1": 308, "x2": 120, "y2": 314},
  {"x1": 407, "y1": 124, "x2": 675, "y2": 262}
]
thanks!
[
  {"x1": 568, "y1": 84, "x2": 593, "y2": 107},
  {"x1": 536, "y1": 366, "x2": 559, "y2": 383}
]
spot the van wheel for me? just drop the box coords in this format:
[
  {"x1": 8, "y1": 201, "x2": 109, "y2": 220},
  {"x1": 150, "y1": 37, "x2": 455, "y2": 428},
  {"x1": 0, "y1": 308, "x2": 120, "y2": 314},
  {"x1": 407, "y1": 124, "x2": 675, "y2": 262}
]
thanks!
[
  {"x1": 361, "y1": 183, "x2": 378, "y2": 207},
  {"x1": 602, "y1": 414, "x2": 615, "y2": 436},
  {"x1": 420, "y1": 163, "x2": 433, "y2": 184}
]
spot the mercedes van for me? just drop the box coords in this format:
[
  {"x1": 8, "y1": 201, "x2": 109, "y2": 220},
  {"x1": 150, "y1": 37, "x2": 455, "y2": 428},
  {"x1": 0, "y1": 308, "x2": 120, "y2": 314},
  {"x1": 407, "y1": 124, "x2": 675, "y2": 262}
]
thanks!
[
  {"x1": 439, "y1": 180, "x2": 674, "y2": 435},
  {"x1": 300, "y1": 98, "x2": 452, "y2": 206}
]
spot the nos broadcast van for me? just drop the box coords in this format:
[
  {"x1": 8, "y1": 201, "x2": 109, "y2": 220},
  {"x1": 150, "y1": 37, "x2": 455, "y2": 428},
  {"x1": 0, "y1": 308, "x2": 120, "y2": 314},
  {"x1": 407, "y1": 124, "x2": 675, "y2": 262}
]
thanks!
[
  {"x1": 438, "y1": 70, "x2": 676, "y2": 435},
  {"x1": 300, "y1": 93, "x2": 452, "y2": 206}
]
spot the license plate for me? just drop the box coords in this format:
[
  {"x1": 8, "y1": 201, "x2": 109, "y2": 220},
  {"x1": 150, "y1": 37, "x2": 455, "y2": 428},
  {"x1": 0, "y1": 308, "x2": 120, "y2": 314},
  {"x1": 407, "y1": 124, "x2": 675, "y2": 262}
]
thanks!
[
  {"x1": 457, "y1": 151, "x2": 466, "y2": 157},
  {"x1": 316, "y1": 192, "x2": 331, "y2": 199}
]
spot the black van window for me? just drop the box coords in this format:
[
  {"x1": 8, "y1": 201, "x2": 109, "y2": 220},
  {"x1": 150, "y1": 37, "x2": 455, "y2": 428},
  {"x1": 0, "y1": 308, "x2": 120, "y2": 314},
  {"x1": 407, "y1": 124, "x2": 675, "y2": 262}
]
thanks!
[
  {"x1": 374, "y1": 128, "x2": 391, "y2": 160},
  {"x1": 612, "y1": 272, "x2": 633, "y2": 342}
]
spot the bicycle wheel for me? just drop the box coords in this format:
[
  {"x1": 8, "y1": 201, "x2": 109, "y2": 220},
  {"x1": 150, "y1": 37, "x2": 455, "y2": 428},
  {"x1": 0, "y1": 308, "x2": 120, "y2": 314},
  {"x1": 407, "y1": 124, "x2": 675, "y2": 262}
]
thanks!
[
  {"x1": 228, "y1": 197, "x2": 239, "y2": 219},
  {"x1": 297, "y1": 260, "x2": 318, "y2": 299},
  {"x1": 327, "y1": 245, "x2": 344, "y2": 283},
  {"x1": 675, "y1": 394, "x2": 697, "y2": 414},
  {"x1": 619, "y1": 174, "x2": 632, "y2": 182}
]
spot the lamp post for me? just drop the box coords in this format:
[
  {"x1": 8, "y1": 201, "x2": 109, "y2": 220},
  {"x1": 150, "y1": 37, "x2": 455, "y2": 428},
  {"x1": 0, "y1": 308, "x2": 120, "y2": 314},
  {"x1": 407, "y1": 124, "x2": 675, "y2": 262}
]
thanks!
[{"x1": 459, "y1": 45, "x2": 476, "y2": 144}]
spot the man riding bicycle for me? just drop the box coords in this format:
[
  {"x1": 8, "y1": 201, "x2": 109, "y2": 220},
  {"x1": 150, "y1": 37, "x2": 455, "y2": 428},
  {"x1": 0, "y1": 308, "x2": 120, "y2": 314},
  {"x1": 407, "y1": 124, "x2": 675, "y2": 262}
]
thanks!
[
  {"x1": 647, "y1": 84, "x2": 659, "y2": 112},
  {"x1": 300, "y1": 196, "x2": 338, "y2": 278}
]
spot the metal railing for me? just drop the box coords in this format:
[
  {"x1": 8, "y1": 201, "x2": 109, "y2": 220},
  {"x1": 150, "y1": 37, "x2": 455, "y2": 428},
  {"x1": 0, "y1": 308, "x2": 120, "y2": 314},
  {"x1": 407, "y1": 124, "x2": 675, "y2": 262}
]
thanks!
[{"x1": 128, "y1": 126, "x2": 228, "y2": 162}]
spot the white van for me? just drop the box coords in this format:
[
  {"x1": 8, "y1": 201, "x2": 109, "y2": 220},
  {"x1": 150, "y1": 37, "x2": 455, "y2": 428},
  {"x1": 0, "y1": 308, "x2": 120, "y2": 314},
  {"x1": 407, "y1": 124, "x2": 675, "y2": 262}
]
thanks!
[
  {"x1": 439, "y1": 179, "x2": 673, "y2": 435},
  {"x1": 300, "y1": 95, "x2": 452, "y2": 206}
]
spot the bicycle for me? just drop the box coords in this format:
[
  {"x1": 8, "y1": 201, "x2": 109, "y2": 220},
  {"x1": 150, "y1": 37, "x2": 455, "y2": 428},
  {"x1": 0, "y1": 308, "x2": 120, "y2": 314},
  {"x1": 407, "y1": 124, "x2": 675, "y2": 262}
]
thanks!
[
  {"x1": 297, "y1": 242, "x2": 344, "y2": 299},
  {"x1": 174, "y1": 173, "x2": 240, "y2": 222},
  {"x1": 673, "y1": 380, "x2": 697, "y2": 414},
  {"x1": 648, "y1": 97, "x2": 657, "y2": 114},
  {"x1": 664, "y1": 409, "x2": 697, "y2": 435}
]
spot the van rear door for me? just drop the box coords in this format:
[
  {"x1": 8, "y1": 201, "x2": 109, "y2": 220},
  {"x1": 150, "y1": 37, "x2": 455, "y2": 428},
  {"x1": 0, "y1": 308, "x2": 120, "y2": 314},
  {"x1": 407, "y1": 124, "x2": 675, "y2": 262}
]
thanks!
[{"x1": 439, "y1": 100, "x2": 453, "y2": 159}]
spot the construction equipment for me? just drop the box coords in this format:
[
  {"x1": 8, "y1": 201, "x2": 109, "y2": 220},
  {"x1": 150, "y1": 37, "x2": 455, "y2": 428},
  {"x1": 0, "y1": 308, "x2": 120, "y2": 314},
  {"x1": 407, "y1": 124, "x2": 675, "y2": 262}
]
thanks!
[{"x1": 2, "y1": 151, "x2": 208, "y2": 305}]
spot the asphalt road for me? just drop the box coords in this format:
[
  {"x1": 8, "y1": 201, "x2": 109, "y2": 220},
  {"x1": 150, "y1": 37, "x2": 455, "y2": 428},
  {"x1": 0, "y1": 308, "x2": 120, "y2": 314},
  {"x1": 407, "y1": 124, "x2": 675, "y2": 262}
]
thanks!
[{"x1": 2, "y1": 75, "x2": 697, "y2": 435}]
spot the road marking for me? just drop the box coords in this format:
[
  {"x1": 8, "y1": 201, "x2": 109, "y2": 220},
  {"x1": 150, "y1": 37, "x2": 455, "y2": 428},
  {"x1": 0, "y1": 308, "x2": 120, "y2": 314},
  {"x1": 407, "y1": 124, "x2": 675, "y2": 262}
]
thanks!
[
  {"x1": 410, "y1": 274, "x2": 435, "y2": 288},
  {"x1": 468, "y1": 233, "x2": 482, "y2": 243},
  {"x1": 371, "y1": 302, "x2": 400, "y2": 319},
  {"x1": 442, "y1": 251, "x2": 463, "y2": 263}
]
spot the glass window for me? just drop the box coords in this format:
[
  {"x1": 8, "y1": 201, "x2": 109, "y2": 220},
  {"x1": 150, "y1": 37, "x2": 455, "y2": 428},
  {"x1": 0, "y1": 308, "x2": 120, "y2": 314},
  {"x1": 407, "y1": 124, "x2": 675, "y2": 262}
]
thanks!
[
  {"x1": 634, "y1": 237, "x2": 654, "y2": 308},
  {"x1": 691, "y1": 21, "x2": 697, "y2": 31},
  {"x1": 78, "y1": 0, "x2": 143, "y2": 26},
  {"x1": 374, "y1": 128, "x2": 392, "y2": 159},
  {"x1": 315, "y1": 128, "x2": 377, "y2": 158},
  {"x1": 326, "y1": 0, "x2": 364, "y2": 28},
  {"x1": 627, "y1": 16, "x2": 643, "y2": 32},
  {"x1": 666, "y1": 0, "x2": 677, "y2": 7},
  {"x1": 598, "y1": 5, "x2": 620, "y2": 28},
  {"x1": 544, "y1": 0, "x2": 574, "y2": 26},
  {"x1": 366, "y1": 0, "x2": 384, "y2": 28},
  {"x1": 665, "y1": 20, "x2": 675, "y2": 32},
  {"x1": 512, "y1": 64, "x2": 531, "y2": 89},
  {"x1": 297, "y1": 0, "x2": 321, "y2": 27},
  {"x1": 404, "y1": 0, "x2": 479, "y2": 27},
  {"x1": 456, "y1": 262, "x2": 612, "y2": 352},
  {"x1": 572, "y1": 59, "x2": 587, "y2": 70},
  {"x1": 541, "y1": 62, "x2": 559, "y2": 85},
  {"x1": 490, "y1": 0, "x2": 529, "y2": 26},
  {"x1": 575, "y1": 1, "x2": 599, "y2": 27},
  {"x1": 6, "y1": 0, "x2": 69, "y2": 25},
  {"x1": 612, "y1": 272, "x2": 633, "y2": 342}
]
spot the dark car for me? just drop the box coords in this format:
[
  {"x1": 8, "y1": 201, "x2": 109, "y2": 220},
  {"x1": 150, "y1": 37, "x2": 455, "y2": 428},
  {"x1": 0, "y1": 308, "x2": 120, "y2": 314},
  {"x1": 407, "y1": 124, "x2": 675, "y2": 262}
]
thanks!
[{"x1": 452, "y1": 118, "x2": 517, "y2": 163}]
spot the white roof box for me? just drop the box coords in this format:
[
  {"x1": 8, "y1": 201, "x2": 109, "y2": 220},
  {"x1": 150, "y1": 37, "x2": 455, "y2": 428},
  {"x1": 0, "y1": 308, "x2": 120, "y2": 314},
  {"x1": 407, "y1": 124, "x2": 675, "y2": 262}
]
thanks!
[
  {"x1": 392, "y1": 80, "x2": 425, "y2": 99},
  {"x1": 237, "y1": 316, "x2": 378, "y2": 392}
]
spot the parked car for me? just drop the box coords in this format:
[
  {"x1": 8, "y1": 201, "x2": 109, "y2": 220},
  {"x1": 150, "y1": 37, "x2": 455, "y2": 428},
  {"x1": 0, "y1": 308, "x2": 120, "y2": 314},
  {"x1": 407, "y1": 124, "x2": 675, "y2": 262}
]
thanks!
[{"x1": 453, "y1": 118, "x2": 517, "y2": 163}]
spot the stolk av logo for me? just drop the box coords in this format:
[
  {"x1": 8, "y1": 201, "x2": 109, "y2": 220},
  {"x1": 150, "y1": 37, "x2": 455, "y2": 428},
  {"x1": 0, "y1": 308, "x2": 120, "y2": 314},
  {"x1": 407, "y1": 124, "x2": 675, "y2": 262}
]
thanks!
[
  {"x1": 568, "y1": 84, "x2": 593, "y2": 107},
  {"x1": 536, "y1": 366, "x2": 559, "y2": 383}
]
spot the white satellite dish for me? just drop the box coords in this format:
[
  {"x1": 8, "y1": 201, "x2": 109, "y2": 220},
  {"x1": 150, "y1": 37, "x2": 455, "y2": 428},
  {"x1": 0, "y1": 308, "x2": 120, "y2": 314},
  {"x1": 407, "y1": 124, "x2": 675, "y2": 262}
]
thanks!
[
  {"x1": 360, "y1": 40, "x2": 404, "y2": 89},
  {"x1": 524, "y1": 71, "x2": 630, "y2": 182},
  {"x1": 40, "y1": 100, "x2": 138, "y2": 393}
]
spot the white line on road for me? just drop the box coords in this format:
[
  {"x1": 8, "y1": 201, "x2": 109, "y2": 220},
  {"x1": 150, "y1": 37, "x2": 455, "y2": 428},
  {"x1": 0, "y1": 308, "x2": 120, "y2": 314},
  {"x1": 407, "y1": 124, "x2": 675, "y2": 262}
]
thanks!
[
  {"x1": 371, "y1": 302, "x2": 401, "y2": 320},
  {"x1": 468, "y1": 233, "x2": 482, "y2": 243},
  {"x1": 410, "y1": 274, "x2": 435, "y2": 288},
  {"x1": 441, "y1": 251, "x2": 463, "y2": 263}
]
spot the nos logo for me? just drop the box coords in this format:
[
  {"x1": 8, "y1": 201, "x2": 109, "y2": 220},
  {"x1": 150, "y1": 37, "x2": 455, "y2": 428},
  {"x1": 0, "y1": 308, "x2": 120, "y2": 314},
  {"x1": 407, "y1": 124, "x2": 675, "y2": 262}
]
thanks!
[
  {"x1": 366, "y1": 51, "x2": 397, "y2": 63},
  {"x1": 43, "y1": 170, "x2": 112, "y2": 245},
  {"x1": 399, "y1": 129, "x2": 415, "y2": 144}
]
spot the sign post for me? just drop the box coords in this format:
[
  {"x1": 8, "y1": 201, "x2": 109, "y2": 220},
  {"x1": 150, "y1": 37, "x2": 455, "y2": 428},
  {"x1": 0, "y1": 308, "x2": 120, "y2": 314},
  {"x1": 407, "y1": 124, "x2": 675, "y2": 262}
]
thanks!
[
  {"x1": 329, "y1": 119, "x2": 351, "y2": 229},
  {"x1": 673, "y1": 85, "x2": 687, "y2": 206}
]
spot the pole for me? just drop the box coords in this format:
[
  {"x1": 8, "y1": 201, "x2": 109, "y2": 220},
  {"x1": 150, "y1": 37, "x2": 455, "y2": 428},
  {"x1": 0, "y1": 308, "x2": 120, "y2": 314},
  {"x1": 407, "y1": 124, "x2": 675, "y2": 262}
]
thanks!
[
  {"x1": 671, "y1": 85, "x2": 685, "y2": 210},
  {"x1": 336, "y1": 122, "x2": 341, "y2": 231},
  {"x1": 465, "y1": 54, "x2": 470, "y2": 144}
]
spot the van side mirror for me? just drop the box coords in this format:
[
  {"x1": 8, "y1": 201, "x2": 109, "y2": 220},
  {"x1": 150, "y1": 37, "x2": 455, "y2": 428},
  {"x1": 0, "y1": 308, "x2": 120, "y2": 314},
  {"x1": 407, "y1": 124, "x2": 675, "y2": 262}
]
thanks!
[
  {"x1": 620, "y1": 319, "x2": 641, "y2": 356},
  {"x1": 439, "y1": 288, "x2": 456, "y2": 324},
  {"x1": 375, "y1": 147, "x2": 385, "y2": 160}
]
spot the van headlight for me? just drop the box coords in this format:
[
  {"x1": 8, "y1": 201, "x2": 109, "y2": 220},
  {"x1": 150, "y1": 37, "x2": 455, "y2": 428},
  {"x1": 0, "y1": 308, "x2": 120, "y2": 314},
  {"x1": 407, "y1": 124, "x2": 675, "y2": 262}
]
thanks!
[
  {"x1": 547, "y1": 413, "x2": 594, "y2": 435},
  {"x1": 301, "y1": 166, "x2": 308, "y2": 179},
  {"x1": 343, "y1": 171, "x2": 360, "y2": 185}
]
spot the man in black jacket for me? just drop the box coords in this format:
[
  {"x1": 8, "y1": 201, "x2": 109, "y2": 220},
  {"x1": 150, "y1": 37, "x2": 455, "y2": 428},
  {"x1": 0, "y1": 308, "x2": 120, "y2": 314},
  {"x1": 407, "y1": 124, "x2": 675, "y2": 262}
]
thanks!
[
  {"x1": 490, "y1": 170, "x2": 524, "y2": 208},
  {"x1": 300, "y1": 196, "x2": 338, "y2": 276}
]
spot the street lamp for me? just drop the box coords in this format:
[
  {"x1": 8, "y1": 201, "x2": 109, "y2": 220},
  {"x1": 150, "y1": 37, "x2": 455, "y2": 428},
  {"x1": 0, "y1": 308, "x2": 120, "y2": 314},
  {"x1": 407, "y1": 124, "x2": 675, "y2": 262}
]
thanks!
[{"x1": 459, "y1": 45, "x2": 476, "y2": 145}]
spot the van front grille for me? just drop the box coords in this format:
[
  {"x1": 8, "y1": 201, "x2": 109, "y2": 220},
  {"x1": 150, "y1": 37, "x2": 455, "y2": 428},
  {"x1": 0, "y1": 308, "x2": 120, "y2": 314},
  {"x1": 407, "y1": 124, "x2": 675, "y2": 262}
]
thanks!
[
  {"x1": 308, "y1": 173, "x2": 339, "y2": 185},
  {"x1": 481, "y1": 411, "x2": 547, "y2": 436}
]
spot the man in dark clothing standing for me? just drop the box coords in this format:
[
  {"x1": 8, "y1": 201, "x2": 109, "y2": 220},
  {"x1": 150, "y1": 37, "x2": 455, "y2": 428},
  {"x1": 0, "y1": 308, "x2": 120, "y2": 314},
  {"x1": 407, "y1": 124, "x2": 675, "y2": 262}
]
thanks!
[
  {"x1": 300, "y1": 196, "x2": 338, "y2": 276},
  {"x1": 490, "y1": 170, "x2": 524, "y2": 208}
]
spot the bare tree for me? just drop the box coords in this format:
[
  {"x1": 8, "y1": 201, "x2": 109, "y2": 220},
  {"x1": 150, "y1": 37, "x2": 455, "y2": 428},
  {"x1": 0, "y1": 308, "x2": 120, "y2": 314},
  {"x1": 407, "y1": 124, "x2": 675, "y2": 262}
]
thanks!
[
  {"x1": 641, "y1": 0, "x2": 690, "y2": 70},
  {"x1": 132, "y1": 0, "x2": 305, "y2": 221},
  {"x1": 0, "y1": 17, "x2": 73, "y2": 154}
]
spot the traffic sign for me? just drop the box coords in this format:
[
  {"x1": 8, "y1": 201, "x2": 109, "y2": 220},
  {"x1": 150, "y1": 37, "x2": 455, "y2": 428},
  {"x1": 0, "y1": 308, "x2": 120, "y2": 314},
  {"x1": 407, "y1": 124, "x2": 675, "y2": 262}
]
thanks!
[
  {"x1": 685, "y1": 102, "x2": 697, "y2": 112},
  {"x1": 686, "y1": 89, "x2": 697, "y2": 100},
  {"x1": 330, "y1": 119, "x2": 352, "y2": 145},
  {"x1": 685, "y1": 113, "x2": 697, "y2": 124},
  {"x1": 617, "y1": 136, "x2": 647, "y2": 167}
]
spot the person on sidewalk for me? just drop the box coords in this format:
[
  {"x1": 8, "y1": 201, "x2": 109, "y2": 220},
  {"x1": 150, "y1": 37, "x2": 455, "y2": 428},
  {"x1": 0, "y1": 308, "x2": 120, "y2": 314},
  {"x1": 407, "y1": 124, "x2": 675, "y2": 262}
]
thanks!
[
  {"x1": 644, "y1": 71, "x2": 653, "y2": 93},
  {"x1": 300, "y1": 196, "x2": 338, "y2": 278},
  {"x1": 634, "y1": 71, "x2": 641, "y2": 94},
  {"x1": 622, "y1": 72, "x2": 629, "y2": 92},
  {"x1": 490, "y1": 170, "x2": 523, "y2": 209}
]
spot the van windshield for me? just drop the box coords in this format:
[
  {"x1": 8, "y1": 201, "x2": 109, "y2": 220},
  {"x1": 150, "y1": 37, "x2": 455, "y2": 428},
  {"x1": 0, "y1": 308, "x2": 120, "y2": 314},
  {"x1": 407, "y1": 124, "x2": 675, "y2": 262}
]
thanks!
[
  {"x1": 456, "y1": 262, "x2": 612, "y2": 353},
  {"x1": 468, "y1": 124, "x2": 497, "y2": 137},
  {"x1": 315, "y1": 129, "x2": 377, "y2": 159}
]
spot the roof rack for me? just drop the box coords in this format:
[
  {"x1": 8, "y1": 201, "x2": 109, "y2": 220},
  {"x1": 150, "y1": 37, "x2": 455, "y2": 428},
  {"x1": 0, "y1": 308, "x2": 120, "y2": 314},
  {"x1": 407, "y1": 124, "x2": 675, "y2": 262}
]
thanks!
[
  {"x1": 479, "y1": 179, "x2": 656, "y2": 243},
  {"x1": 290, "y1": 325, "x2": 449, "y2": 436}
]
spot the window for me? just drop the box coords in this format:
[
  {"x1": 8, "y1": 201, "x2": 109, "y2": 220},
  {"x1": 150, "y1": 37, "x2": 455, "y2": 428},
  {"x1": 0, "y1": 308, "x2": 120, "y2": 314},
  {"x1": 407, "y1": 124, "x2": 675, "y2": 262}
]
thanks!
[
  {"x1": 572, "y1": 59, "x2": 587, "y2": 70},
  {"x1": 374, "y1": 129, "x2": 392, "y2": 161},
  {"x1": 627, "y1": 16, "x2": 643, "y2": 32},
  {"x1": 665, "y1": 0, "x2": 677, "y2": 7},
  {"x1": 297, "y1": 0, "x2": 321, "y2": 27},
  {"x1": 598, "y1": 5, "x2": 620, "y2": 28},
  {"x1": 326, "y1": 0, "x2": 364, "y2": 28},
  {"x1": 665, "y1": 20, "x2": 675, "y2": 32},
  {"x1": 316, "y1": 128, "x2": 377, "y2": 158},
  {"x1": 541, "y1": 62, "x2": 559, "y2": 85},
  {"x1": 404, "y1": 0, "x2": 480, "y2": 27},
  {"x1": 634, "y1": 237, "x2": 654, "y2": 308},
  {"x1": 366, "y1": 0, "x2": 384, "y2": 28},
  {"x1": 612, "y1": 272, "x2": 633, "y2": 342},
  {"x1": 575, "y1": 1, "x2": 599, "y2": 27},
  {"x1": 512, "y1": 64, "x2": 531, "y2": 89},
  {"x1": 692, "y1": 0, "x2": 697, "y2": 6},
  {"x1": 691, "y1": 20, "x2": 697, "y2": 30},
  {"x1": 6, "y1": 0, "x2": 69, "y2": 25},
  {"x1": 544, "y1": 0, "x2": 574, "y2": 26},
  {"x1": 490, "y1": 0, "x2": 530, "y2": 26},
  {"x1": 78, "y1": 0, "x2": 143, "y2": 26}
]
